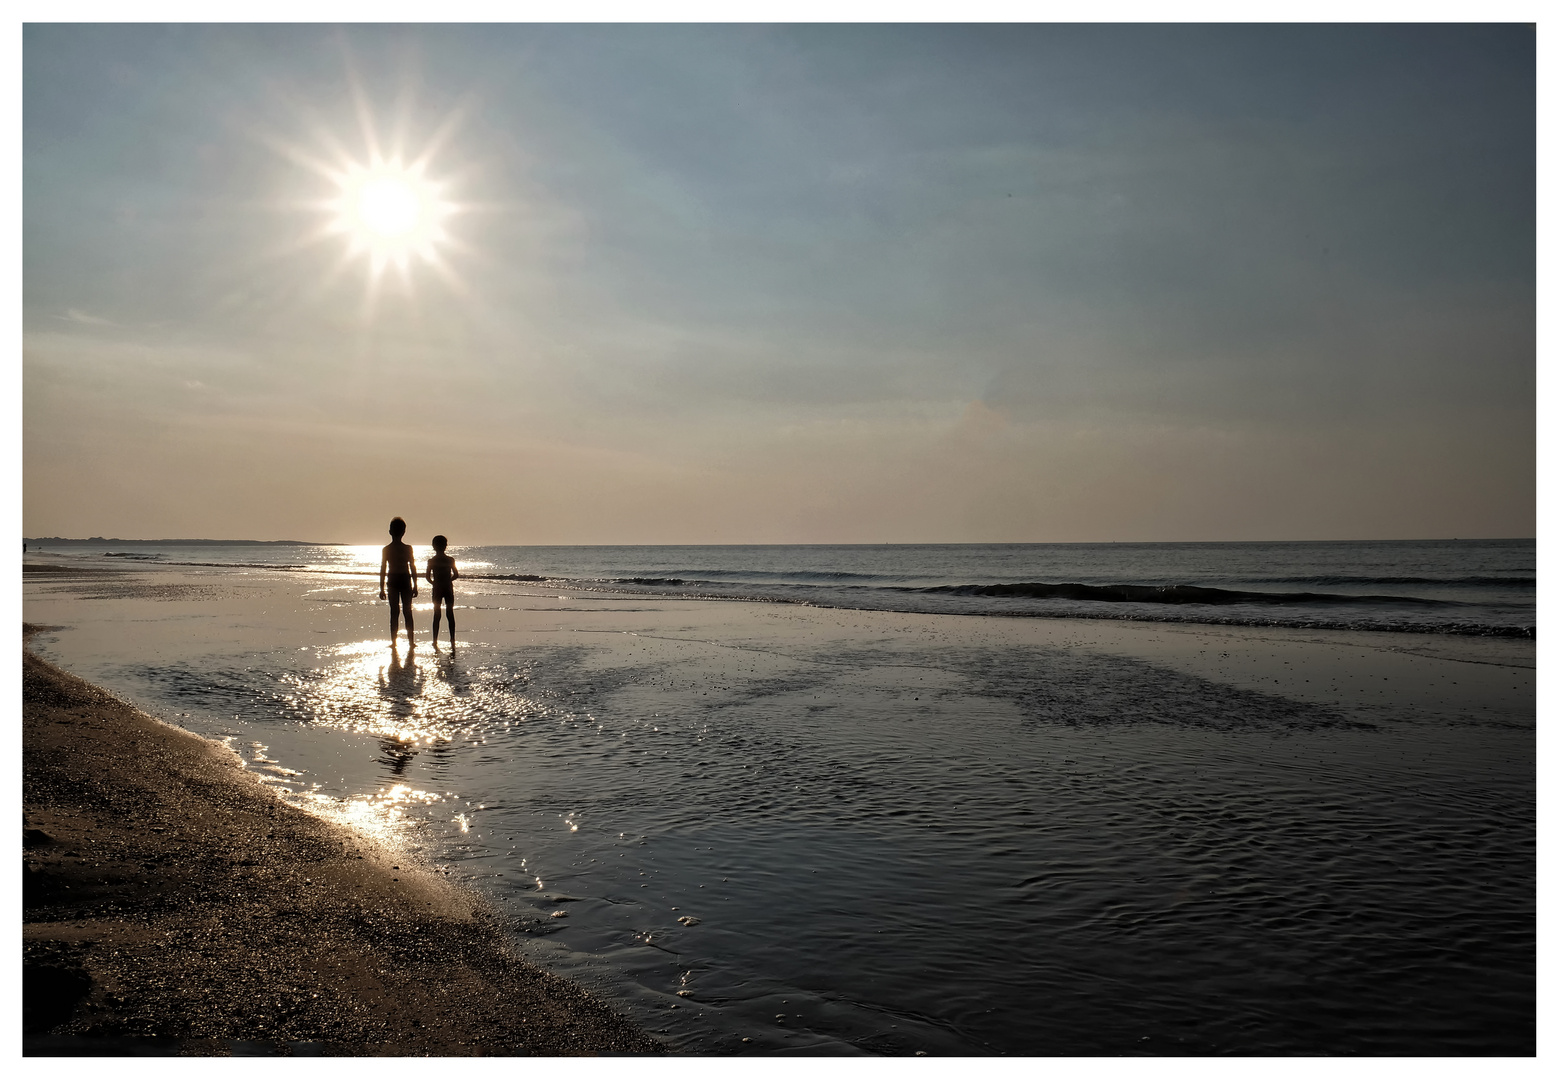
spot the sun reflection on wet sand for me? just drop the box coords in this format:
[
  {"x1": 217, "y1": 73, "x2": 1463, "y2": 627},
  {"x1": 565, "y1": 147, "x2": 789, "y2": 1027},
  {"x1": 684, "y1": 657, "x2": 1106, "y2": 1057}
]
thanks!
[
  {"x1": 289, "y1": 781, "x2": 447, "y2": 841},
  {"x1": 225, "y1": 733, "x2": 450, "y2": 842},
  {"x1": 231, "y1": 636, "x2": 550, "y2": 846},
  {"x1": 279, "y1": 638, "x2": 525, "y2": 746}
]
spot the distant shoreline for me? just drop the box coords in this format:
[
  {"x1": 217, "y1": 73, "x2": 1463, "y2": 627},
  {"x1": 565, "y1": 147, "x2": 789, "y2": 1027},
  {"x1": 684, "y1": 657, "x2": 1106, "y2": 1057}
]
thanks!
[
  {"x1": 25, "y1": 538, "x2": 336, "y2": 546},
  {"x1": 20, "y1": 537, "x2": 1539, "y2": 547}
]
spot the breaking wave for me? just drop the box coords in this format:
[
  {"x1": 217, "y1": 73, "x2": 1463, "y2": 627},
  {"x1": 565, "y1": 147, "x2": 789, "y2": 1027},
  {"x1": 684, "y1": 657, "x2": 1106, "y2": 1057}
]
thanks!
[{"x1": 916, "y1": 582, "x2": 1454, "y2": 606}]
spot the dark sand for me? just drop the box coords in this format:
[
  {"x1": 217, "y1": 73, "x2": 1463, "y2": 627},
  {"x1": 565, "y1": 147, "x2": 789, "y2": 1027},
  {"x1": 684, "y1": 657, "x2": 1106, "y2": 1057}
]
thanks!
[{"x1": 21, "y1": 626, "x2": 661, "y2": 1057}]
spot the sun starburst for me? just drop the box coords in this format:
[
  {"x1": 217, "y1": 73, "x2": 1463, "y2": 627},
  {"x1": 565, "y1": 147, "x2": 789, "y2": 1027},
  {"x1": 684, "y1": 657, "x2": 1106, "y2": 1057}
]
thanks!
[
  {"x1": 256, "y1": 69, "x2": 476, "y2": 316},
  {"x1": 327, "y1": 156, "x2": 455, "y2": 278}
]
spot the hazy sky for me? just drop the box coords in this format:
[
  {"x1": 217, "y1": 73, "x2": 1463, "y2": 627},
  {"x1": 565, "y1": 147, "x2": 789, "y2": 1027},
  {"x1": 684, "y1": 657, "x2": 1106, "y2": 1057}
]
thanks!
[{"x1": 23, "y1": 23, "x2": 1534, "y2": 543}]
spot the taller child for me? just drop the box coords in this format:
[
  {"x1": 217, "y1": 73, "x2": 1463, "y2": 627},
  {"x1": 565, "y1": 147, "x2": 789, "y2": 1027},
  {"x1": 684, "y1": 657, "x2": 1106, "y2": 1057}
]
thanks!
[{"x1": 378, "y1": 516, "x2": 418, "y2": 648}]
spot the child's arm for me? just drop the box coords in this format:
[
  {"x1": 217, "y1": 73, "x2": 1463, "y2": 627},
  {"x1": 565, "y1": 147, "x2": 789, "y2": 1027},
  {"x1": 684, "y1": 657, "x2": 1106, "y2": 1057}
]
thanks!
[
  {"x1": 379, "y1": 548, "x2": 388, "y2": 599},
  {"x1": 451, "y1": 558, "x2": 459, "y2": 581},
  {"x1": 424, "y1": 557, "x2": 433, "y2": 584},
  {"x1": 407, "y1": 548, "x2": 418, "y2": 596}
]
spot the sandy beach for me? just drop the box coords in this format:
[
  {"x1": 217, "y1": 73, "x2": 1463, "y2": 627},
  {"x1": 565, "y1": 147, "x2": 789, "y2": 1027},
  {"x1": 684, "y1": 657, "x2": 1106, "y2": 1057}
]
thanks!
[
  {"x1": 22, "y1": 624, "x2": 660, "y2": 1056},
  {"x1": 21, "y1": 557, "x2": 1535, "y2": 1054}
]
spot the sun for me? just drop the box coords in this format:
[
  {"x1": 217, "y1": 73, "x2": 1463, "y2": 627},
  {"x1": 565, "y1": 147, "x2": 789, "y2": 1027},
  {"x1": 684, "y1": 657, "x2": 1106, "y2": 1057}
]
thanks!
[
  {"x1": 356, "y1": 175, "x2": 420, "y2": 237},
  {"x1": 329, "y1": 158, "x2": 454, "y2": 277},
  {"x1": 256, "y1": 77, "x2": 475, "y2": 309}
]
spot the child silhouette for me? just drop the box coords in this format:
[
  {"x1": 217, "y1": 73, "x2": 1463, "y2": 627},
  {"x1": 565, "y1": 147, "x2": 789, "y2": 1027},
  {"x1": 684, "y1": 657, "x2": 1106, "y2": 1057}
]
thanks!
[
  {"x1": 378, "y1": 517, "x2": 418, "y2": 648},
  {"x1": 425, "y1": 534, "x2": 460, "y2": 649}
]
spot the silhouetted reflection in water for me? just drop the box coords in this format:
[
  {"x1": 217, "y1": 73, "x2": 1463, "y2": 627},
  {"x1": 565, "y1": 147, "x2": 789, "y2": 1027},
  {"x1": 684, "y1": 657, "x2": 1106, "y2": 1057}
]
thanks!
[
  {"x1": 430, "y1": 651, "x2": 460, "y2": 687},
  {"x1": 378, "y1": 646, "x2": 425, "y2": 711},
  {"x1": 374, "y1": 648, "x2": 426, "y2": 775},
  {"x1": 378, "y1": 736, "x2": 418, "y2": 775}
]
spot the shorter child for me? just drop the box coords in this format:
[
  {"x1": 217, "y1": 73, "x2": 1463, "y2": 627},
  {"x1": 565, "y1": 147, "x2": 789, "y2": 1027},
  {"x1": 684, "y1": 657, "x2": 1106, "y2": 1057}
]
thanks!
[{"x1": 425, "y1": 535, "x2": 460, "y2": 648}]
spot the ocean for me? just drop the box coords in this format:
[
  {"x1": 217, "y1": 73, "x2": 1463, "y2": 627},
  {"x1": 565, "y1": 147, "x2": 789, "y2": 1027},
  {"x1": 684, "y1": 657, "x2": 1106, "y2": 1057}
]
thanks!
[
  {"x1": 22, "y1": 539, "x2": 1536, "y2": 1054},
  {"x1": 52, "y1": 537, "x2": 1536, "y2": 637}
]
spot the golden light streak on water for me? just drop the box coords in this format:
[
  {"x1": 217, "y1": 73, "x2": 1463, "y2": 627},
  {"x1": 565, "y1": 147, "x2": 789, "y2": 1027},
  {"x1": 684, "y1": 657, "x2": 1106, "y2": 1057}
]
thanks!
[
  {"x1": 290, "y1": 638, "x2": 485, "y2": 744},
  {"x1": 287, "y1": 781, "x2": 447, "y2": 841}
]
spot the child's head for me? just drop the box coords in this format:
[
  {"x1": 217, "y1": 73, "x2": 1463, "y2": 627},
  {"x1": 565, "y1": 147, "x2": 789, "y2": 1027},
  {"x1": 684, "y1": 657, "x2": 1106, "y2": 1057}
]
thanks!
[
  {"x1": 389, "y1": 517, "x2": 406, "y2": 539},
  {"x1": 432, "y1": 535, "x2": 448, "y2": 553}
]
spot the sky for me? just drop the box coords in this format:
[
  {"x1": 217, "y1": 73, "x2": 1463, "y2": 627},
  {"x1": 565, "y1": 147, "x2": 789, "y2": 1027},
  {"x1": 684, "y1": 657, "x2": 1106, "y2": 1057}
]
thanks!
[{"x1": 22, "y1": 23, "x2": 1535, "y2": 544}]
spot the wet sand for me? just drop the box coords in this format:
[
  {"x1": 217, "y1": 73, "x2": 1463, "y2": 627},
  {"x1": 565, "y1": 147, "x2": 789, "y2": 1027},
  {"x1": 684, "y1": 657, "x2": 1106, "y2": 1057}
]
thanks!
[
  {"x1": 21, "y1": 562, "x2": 1535, "y2": 1054},
  {"x1": 21, "y1": 626, "x2": 661, "y2": 1057}
]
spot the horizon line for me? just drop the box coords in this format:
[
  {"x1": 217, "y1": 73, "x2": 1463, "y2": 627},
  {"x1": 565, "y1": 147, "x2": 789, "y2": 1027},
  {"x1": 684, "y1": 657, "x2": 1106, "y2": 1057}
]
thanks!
[{"x1": 21, "y1": 536, "x2": 1537, "y2": 547}]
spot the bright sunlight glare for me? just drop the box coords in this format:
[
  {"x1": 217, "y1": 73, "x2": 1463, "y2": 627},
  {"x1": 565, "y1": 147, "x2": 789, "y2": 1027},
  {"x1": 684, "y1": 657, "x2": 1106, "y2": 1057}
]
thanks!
[
  {"x1": 329, "y1": 159, "x2": 454, "y2": 276},
  {"x1": 258, "y1": 76, "x2": 475, "y2": 311},
  {"x1": 357, "y1": 175, "x2": 421, "y2": 237}
]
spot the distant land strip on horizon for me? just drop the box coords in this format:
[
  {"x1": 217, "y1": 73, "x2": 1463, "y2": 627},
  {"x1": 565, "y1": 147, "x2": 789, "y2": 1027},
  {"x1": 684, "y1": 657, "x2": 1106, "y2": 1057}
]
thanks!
[
  {"x1": 21, "y1": 537, "x2": 1537, "y2": 547},
  {"x1": 24, "y1": 538, "x2": 334, "y2": 546}
]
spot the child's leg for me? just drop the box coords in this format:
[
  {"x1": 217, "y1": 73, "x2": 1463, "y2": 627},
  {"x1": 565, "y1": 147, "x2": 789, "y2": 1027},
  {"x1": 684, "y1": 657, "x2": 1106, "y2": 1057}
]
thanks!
[
  {"x1": 402, "y1": 593, "x2": 416, "y2": 644},
  {"x1": 444, "y1": 596, "x2": 456, "y2": 643},
  {"x1": 389, "y1": 595, "x2": 401, "y2": 641}
]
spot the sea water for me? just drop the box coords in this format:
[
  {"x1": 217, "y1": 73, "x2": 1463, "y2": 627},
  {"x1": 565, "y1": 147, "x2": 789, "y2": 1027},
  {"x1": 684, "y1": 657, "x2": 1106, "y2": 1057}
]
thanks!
[
  {"x1": 22, "y1": 540, "x2": 1535, "y2": 1054},
  {"x1": 53, "y1": 537, "x2": 1535, "y2": 636}
]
